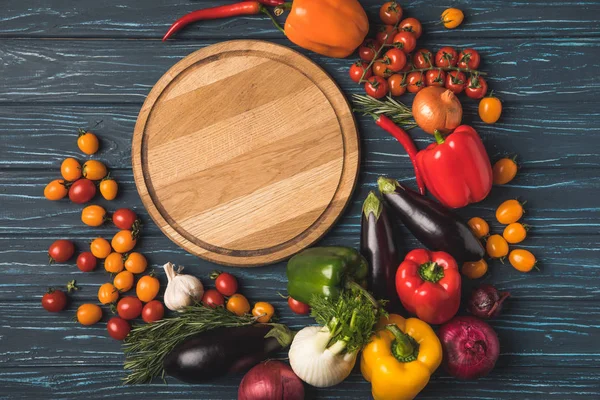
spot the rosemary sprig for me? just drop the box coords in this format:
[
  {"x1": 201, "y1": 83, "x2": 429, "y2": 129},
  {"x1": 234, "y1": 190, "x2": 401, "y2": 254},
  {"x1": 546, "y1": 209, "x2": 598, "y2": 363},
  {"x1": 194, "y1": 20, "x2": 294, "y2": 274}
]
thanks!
[
  {"x1": 122, "y1": 304, "x2": 257, "y2": 384},
  {"x1": 352, "y1": 94, "x2": 416, "y2": 130}
]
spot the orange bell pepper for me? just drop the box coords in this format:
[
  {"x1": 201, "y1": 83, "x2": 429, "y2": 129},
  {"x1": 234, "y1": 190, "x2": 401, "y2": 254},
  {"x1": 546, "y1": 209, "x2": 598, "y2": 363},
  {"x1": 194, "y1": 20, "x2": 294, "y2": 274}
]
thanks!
[{"x1": 284, "y1": 0, "x2": 369, "y2": 58}]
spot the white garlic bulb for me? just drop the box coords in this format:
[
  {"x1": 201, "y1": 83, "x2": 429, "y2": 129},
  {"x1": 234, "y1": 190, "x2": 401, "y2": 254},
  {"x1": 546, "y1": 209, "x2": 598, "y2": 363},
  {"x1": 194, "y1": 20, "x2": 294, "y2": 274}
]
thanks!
[{"x1": 163, "y1": 262, "x2": 204, "y2": 311}]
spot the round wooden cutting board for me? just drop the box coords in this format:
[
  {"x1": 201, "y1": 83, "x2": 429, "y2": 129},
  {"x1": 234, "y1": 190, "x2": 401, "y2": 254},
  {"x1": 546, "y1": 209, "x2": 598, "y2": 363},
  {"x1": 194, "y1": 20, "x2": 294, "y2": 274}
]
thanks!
[{"x1": 132, "y1": 40, "x2": 359, "y2": 267}]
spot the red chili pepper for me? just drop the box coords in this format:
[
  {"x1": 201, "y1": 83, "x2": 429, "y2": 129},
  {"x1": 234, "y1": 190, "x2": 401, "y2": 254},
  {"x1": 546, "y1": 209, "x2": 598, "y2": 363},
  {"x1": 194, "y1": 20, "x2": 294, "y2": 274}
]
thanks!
[
  {"x1": 260, "y1": 0, "x2": 285, "y2": 5},
  {"x1": 416, "y1": 125, "x2": 492, "y2": 208},
  {"x1": 373, "y1": 114, "x2": 426, "y2": 195}
]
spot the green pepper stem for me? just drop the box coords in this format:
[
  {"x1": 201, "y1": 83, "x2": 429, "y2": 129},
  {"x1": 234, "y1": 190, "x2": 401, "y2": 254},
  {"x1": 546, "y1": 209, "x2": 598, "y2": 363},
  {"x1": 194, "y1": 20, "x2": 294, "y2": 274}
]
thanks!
[
  {"x1": 434, "y1": 130, "x2": 445, "y2": 145},
  {"x1": 377, "y1": 176, "x2": 400, "y2": 195},
  {"x1": 418, "y1": 261, "x2": 445, "y2": 283},
  {"x1": 362, "y1": 191, "x2": 383, "y2": 220},
  {"x1": 386, "y1": 324, "x2": 419, "y2": 363}
]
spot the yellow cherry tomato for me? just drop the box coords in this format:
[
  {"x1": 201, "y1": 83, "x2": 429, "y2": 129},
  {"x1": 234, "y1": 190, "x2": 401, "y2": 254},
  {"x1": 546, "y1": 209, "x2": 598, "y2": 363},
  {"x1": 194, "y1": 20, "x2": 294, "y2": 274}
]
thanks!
[
  {"x1": 124, "y1": 252, "x2": 147, "y2": 274},
  {"x1": 136, "y1": 274, "x2": 160, "y2": 302},
  {"x1": 60, "y1": 158, "x2": 82, "y2": 181},
  {"x1": 503, "y1": 222, "x2": 528, "y2": 244},
  {"x1": 112, "y1": 230, "x2": 137, "y2": 253},
  {"x1": 486, "y1": 234, "x2": 509, "y2": 259},
  {"x1": 104, "y1": 252, "x2": 124, "y2": 274},
  {"x1": 493, "y1": 157, "x2": 518, "y2": 185},
  {"x1": 508, "y1": 249, "x2": 537, "y2": 272},
  {"x1": 467, "y1": 217, "x2": 489, "y2": 239},
  {"x1": 461, "y1": 259, "x2": 488, "y2": 279},
  {"x1": 98, "y1": 282, "x2": 119, "y2": 304},
  {"x1": 441, "y1": 8, "x2": 464, "y2": 29},
  {"x1": 90, "y1": 237, "x2": 112, "y2": 259},
  {"x1": 496, "y1": 199, "x2": 525, "y2": 224},
  {"x1": 114, "y1": 271, "x2": 134, "y2": 292},
  {"x1": 252, "y1": 301, "x2": 275, "y2": 323},
  {"x1": 82, "y1": 160, "x2": 108, "y2": 181},
  {"x1": 44, "y1": 179, "x2": 68, "y2": 200},
  {"x1": 77, "y1": 129, "x2": 99, "y2": 155},
  {"x1": 77, "y1": 303, "x2": 103, "y2": 325},
  {"x1": 81, "y1": 205, "x2": 107, "y2": 227},
  {"x1": 227, "y1": 294, "x2": 251, "y2": 316},
  {"x1": 99, "y1": 176, "x2": 118, "y2": 200},
  {"x1": 479, "y1": 95, "x2": 502, "y2": 124}
]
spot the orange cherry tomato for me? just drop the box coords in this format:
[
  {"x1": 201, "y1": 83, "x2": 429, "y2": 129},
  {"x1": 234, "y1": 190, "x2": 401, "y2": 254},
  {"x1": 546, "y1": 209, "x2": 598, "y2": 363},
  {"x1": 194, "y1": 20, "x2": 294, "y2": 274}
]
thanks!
[
  {"x1": 81, "y1": 205, "x2": 107, "y2": 227},
  {"x1": 99, "y1": 176, "x2": 118, "y2": 200},
  {"x1": 461, "y1": 259, "x2": 488, "y2": 279},
  {"x1": 124, "y1": 252, "x2": 147, "y2": 274},
  {"x1": 388, "y1": 74, "x2": 406, "y2": 96},
  {"x1": 252, "y1": 301, "x2": 275, "y2": 323},
  {"x1": 479, "y1": 94, "x2": 502, "y2": 124},
  {"x1": 467, "y1": 217, "x2": 489, "y2": 239},
  {"x1": 60, "y1": 158, "x2": 82, "y2": 181},
  {"x1": 508, "y1": 249, "x2": 537, "y2": 272},
  {"x1": 496, "y1": 199, "x2": 525, "y2": 224},
  {"x1": 77, "y1": 303, "x2": 103, "y2": 325},
  {"x1": 44, "y1": 179, "x2": 68, "y2": 200},
  {"x1": 226, "y1": 294, "x2": 251, "y2": 316},
  {"x1": 77, "y1": 129, "x2": 99, "y2": 155},
  {"x1": 493, "y1": 157, "x2": 518, "y2": 185},
  {"x1": 98, "y1": 282, "x2": 119, "y2": 304},
  {"x1": 104, "y1": 252, "x2": 124, "y2": 274},
  {"x1": 441, "y1": 8, "x2": 464, "y2": 29},
  {"x1": 503, "y1": 222, "x2": 528, "y2": 244},
  {"x1": 82, "y1": 160, "x2": 108, "y2": 181},
  {"x1": 136, "y1": 274, "x2": 160, "y2": 302},
  {"x1": 90, "y1": 237, "x2": 112, "y2": 259},
  {"x1": 486, "y1": 234, "x2": 509, "y2": 259},
  {"x1": 114, "y1": 271, "x2": 134, "y2": 292},
  {"x1": 112, "y1": 230, "x2": 137, "y2": 253}
]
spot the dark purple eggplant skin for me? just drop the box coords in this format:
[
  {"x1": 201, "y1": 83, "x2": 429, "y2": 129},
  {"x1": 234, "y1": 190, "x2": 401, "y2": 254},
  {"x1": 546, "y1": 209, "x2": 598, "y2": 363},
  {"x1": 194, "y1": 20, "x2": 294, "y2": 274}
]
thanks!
[
  {"x1": 163, "y1": 325, "x2": 284, "y2": 384},
  {"x1": 378, "y1": 177, "x2": 485, "y2": 263}
]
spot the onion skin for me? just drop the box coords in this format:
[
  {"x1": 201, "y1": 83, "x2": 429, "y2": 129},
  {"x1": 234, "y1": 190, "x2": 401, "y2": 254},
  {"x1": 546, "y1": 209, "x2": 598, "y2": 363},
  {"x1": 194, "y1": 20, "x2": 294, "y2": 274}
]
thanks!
[
  {"x1": 412, "y1": 86, "x2": 463, "y2": 134},
  {"x1": 467, "y1": 284, "x2": 510, "y2": 319},
  {"x1": 438, "y1": 316, "x2": 499, "y2": 380},
  {"x1": 238, "y1": 361, "x2": 305, "y2": 400}
]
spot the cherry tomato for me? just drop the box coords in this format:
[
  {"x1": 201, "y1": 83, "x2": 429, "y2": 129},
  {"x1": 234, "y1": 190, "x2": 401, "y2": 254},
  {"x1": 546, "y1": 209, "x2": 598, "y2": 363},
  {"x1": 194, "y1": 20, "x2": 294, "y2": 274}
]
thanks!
[
  {"x1": 412, "y1": 49, "x2": 433, "y2": 69},
  {"x1": 379, "y1": 1, "x2": 402, "y2": 25},
  {"x1": 441, "y1": 8, "x2": 464, "y2": 29},
  {"x1": 41, "y1": 289, "x2": 67, "y2": 312},
  {"x1": 349, "y1": 61, "x2": 372, "y2": 83},
  {"x1": 435, "y1": 47, "x2": 458, "y2": 67},
  {"x1": 373, "y1": 60, "x2": 393, "y2": 79},
  {"x1": 114, "y1": 270, "x2": 134, "y2": 292},
  {"x1": 496, "y1": 199, "x2": 525, "y2": 224},
  {"x1": 112, "y1": 208, "x2": 138, "y2": 230},
  {"x1": 98, "y1": 282, "x2": 119, "y2": 305},
  {"x1": 465, "y1": 76, "x2": 488, "y2": 99},
  {"x1": 142, "y1": 300, "x2": 164, "y2": 323},
  {"x1": 392, "y1": 31, "x2": 416, "y2": 54},
  {"x1": 99, "y1": 176, "x2": 118, "y2": 200},
  {"x1": 479, "y1": 94, "x2": 502, "y2": 124},
  {"x1": 376, "y1": 25, "x2": 398, "y2": 46},
  {"x1": 365, "y1": 76, "x2": 389, "y2": 99},
  {"x1": 226, "y1": 294, "x2": 251, "y2": 316},
  {"x1": 77, "y1": 251, "x2": 97, "y2": 272},
  {"x1": 252, "y1": 302, "x2": 275, "y2": 323},
  {"x1": 81, "y1": 160, "x2": 107, "y2": 181},
  {"x1": 383, "y1": 48, "x2": 407, "y2": 72},
  {"x1": 388, "y1": 74, "x2": 407, "y2": 96},
  {"x1": 406, "y1": 72, "x2": 425, "y2": 93},
  {"x1": 90, "y1": 237, "x2": 111, "y2": 259},
  {"x1": 117, "y1": 296, "x2": 143, "y2": 320},
  {"x1": 508, "y1": 249, "x2": 537, "y2": 272},
  {"x1": 77, "y1": 304, "x2": 103, "y2": 325},
  {"x1": 358, "y1": 39, "x2": 377, "y2": 62},
  {"x1": 445, "y1": 71, "x2": 466, "y2": 94},
  {"x1": 486, "y1": 234, "x2": 509, "y2": 259},
  {"x1": 44, "y1": 179, "x2": 69, "y2": 201},
  {"x1": 81, "y1": 205, "x2": 107, "y2": 227},
  {"x1": 136, "y1": 274, "x2": 160, "y2": 302},
  {"x1": 124, "y1": 252, "x2": 147, "y2": 274},
  {"x1": 48, "y1": 239, "x2": 75, "y2": 263},
  {"x1": 68, "y1": 178, "x2": 96, "y2": 204},
  {"x1": 399, "y1": 54, "x2": 412, "y2": 72},
  {"x1": 215, "y1": 272, "x2": 238, "y2": 296},
  {"x1": 399, "y1": 17, "x2": 422, "y2": 39},
  {"x1": 202, "y1": 289, "x2": 225, "y2": 308},
  {"x1": 288, "y1": 296, "x2": 310, "y2": 315},
  {"x1": 493, "y1": 157, "x2": 518, "y2": 185},
  {"x1": 468, "y1": 217, "x2": 490, "y2": 239},
  {"x1": 104, "y1": 252, "x2": 125, "y2": 274},
  {"x1": 107, "y1": 317, "x2": 131, "y2": 341},
  {"x1": 60, "y1": 158, "x2": 82, "y2": 181},
  {"x1": 425, "y1": 69, "x2": 446, "y2": 87},
  {"x1": 112, "y1": 230, "x2": 137, "y2": 253},
  {"x1": 77, "y1": 129, "x2": 99, "y2": 155},
  {"x1": 503, "y1": 222, "x2": 528, "y2": 244},
  {"x1": 461, "y1": 259, "x2": 488, "y2": 279},
  {"x1": 457, "y1": 48, "x2": 481, "y2": 70}
]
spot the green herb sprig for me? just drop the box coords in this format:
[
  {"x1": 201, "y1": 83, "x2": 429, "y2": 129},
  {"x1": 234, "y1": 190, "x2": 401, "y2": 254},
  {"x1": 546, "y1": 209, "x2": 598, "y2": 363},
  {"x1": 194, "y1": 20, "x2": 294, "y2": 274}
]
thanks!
[{"x1": 352, "y1": 94, "x2": 416, "y2": 130}]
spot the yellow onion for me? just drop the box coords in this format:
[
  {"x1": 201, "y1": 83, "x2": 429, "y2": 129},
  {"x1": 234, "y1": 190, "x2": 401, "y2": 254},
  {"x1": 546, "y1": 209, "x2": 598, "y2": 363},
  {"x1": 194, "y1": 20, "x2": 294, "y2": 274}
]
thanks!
[{"x1": 412, "y1": 86, "x2": 463, "y2": 134}]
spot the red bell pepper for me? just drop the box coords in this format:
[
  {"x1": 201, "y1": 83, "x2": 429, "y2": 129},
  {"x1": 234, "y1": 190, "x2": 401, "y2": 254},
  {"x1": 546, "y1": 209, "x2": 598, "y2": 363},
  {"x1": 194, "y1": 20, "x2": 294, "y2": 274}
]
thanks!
[
  {"x1": 416, "y1": 125, "x2": 492, "y2": 209},
  {"x1": 395, "y1": 249, "x2": 461, "y2": 325}
]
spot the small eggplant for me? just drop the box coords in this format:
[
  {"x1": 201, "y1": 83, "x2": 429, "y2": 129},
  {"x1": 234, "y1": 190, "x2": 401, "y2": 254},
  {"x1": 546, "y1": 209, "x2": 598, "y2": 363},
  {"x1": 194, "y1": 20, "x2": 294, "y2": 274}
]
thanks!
[
  {"x1": 163, "y1": 324, "x2": 293, "y2": 383},
  {"x1": 378, "y1": 177, "x2": 485, "y2": 262}
]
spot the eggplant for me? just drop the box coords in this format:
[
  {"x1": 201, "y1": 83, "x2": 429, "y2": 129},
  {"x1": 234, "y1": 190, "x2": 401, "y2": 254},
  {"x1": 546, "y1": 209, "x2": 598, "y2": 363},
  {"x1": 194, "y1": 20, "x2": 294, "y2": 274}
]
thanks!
[
  {"x1": 163, "y1": 324, "x2": 293, "y2": 383},
  {"x1": 378, "y1": 177, "x2": 485, "y2": 262},
  {"x1": 360, "y1": 191, "x2": 399, "y2": 306}
]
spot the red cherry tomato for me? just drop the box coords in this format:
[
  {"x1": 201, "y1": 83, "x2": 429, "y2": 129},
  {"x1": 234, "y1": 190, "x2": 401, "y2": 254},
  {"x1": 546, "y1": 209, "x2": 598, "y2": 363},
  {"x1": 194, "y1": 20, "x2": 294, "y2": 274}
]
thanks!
[
  {"x1": 383, "y1": 48, "x2": 407, "y2": 72},
  {"x1": 68, "y1": 179, "x2": 96, "y2": 204},
  {"x1": 376, "y1": 25, "x2": 398, "y2": 46},
  {"x1": 379, "y1": 1, "x2": 403, "y2": 25},
  {"x1": 41, "y1": 289, "x2": 67, "y2": 312},
  {"x1": 372, "y1": 60, "x2": 393, "y2": 78},
  {"x1": 457, "y1": 48, "x2": 481, "y2": 70},
  {"x1": 107, "y1": 317, "x2": 131, "y2": 340},
  {"x1": 392, "y1": 31, "x2": 416, "y2": 54},
  {"x1": 388, "y1": 74, "x2": 407, "y2": 96},
  {"x1": 406, "y1": 72, "x2": 425, "y2": 93},
  {"x1": 445, "y1": 70, "x2": 466, "y2": 94},
  {"x1": 48, "y1": 239, "x2": 75, "y2": 263},
  {"x1": 399, "y1": 54, "x2": 412, "y2": 72},
  {"x1": 465, "y1": 76, "x2": 488, "y2": 99},
  {"x1": 288, "y1": 296, "x2": 310, "y2": 315},
  {"x1": 76, "y1": 251, "x2": 97, "y2": 272},
  {"x1": 435, "y1": 46, "x2": 458, "y2": 67},
  {"x1": 141, "y1": 300, "x2": 165, "y2": 323},
  {"x1": 215, "y1": 272, "x2": 238, "y2": 296},
  {"x1": 117, "y1": 296, "x2": 143, "y2": 320},
  {"x1": 425, "y1": 69, "x2": 446, "y2": 87},
  {"x1": 412, "y1": 49, "x2": 433, "y2": 69},
  {"x1": 365, "y1": 76, "x2": 389, "y2": 99},
  {"x1": 202, "y1": 289, "x2": 225, "y2": 308},
  {"x1": 358, "y1": 39, "x2": 377, "y2": 62},
  {"x1": 349, "y1": 61, "x2": 372, "y2": 83},
  {"x1": 112, "y1": 208, "x2": 138, "y2": 230},
  {"x1": 399, "y1": 17, "x2": 422, "y2": 39}
]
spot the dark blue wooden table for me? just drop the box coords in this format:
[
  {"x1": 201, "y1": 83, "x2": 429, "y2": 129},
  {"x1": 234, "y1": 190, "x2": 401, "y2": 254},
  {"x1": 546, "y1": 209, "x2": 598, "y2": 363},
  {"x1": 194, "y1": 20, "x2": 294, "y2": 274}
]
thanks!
[{"x1": 1, "y1": 1, "x2": 599, "y2": 398}]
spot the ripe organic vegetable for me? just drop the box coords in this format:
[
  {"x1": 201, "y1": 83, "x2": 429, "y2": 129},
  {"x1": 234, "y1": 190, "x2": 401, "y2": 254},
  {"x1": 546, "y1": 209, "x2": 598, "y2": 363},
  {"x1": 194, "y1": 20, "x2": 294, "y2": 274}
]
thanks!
[
  {"x1": 503, "y1": 223, "x2": 528, "y2": 244},
  {"x1": 439, "y1": 316, "x2": 500, "y2": 380},
  {"x1": 238, "y1": 361, "x2": 304, "y2": 400},
  {"x1": 77, "y1": 252, "x2": 97, "y2": 272},
  {"x1": 213, "y1": 271, "x2": 238, "y2": 296},
  {"x1": 388, "y1": 74, "x2": 406, "y2": 96},
  {"x1": 508, "y1": 249, "x2": 538, "y2": 272},
  {"x1": 41, "y1": 288, "x2": 68, "y2": 312},
  {"x1": 124, "y1": 252, "x2": 147, "y2": 274},
  {"x1": 412, "y1": 87, "x2": 462, "y2": 134},
  {"x1": 112, "y1": 208, "x2": 139, "y2": 230},
  {"x1": 365, "y1": 76, "x2": 389, "y2": 99},
  {"x1": 90, "y1": 237, "x2": 112, "y2": 259},
  {"x1": 467, "y1": 284, "x2": 510, "y2": 319},
  {"x1": 441, "y1": 8, "x2": 464, "y2": 29},
  {"x1": 383, "y1": 48, "x2": 407, "y2": 72},
  {"x1": 77, "y1": 129, "x2": 99, "y2": 155},
  {"x1": 112, "y1": 230, "x2": 137, "y2": 253},
  {"x1": 227, "y1": 294, "x2": 251, "y2": 316},
  {"x1": 359, "y1": 39, "x2": 377, "y2": 62},
  {"x1": 468, "y1": 217, "x2": 490, "y2": 238},
  {"x1": 252, "y1": 302, "x2": 275, "y2": 323},
  {"x1": 399, "y1": 17, "x2": 422, "y2": 38},
  {"x1": 202, "y1": 289, "x2": 225, "y2": 308},
  {"x1": 68, "y1": 178, "x2": 96, "y2": 203},
  {"x1": 136, "y1": 273, "x2": 160, "y2": 302},
  {"x1": 379, "y1": 1, "x2": 402, "y2": 25},
  {"x1": 104, "y1": 252, "x2": 125, "y2": 274},
  {"x1": 81, "y1": 205, "x2": 107, "y2": 227},
  {"x1": 163, "y1": 262, "x2": 204, "y2": 311},
  {"x1": 107, "y1": 317, "x2": 131, "y2": 340},
  {"x1": 493, "y1": 157, "x2": 518, "y2": 184},
  {"x1": 496, "y1": 199, "x2": 525, "y2": 224},
  {"x1": 445, "y1": 70, "x2": 466, "y2": 94},
  {"x1": 392, "y1": 31, "x2": 416, "y2": 54},
  {"x1": 425, "y1": 69, "x2": 445, "y2": 87},
  {"x1": 486, "y1": 234, "x2": 509, "y2": 259},
  {"x1": 44, "y1": 179, "x2": 69, "y2": 200},
  {"x1": 465, "y1": 76, "x2": 488, "y2": 99},
  {"x1": 61, "y1": 158, "x2": 82, "y2": 181},
  {"x1": 462, "y1": 259, "x2": 488, "y2": 279},
  {"x1": 373, "y1": 60, "x2": 393, "y2": 79},
  {"x1": 458, "y1": 48, "x2": 481, "y2": 70},
  {"x1": 349, "y1": 61, "x2": 372, "y2": 83},
  {"x1": 114, "y1": 270, "x2": 135, "y2": 292},
  {"x1": 435, "y1": 46, "x2": 458, "y2": 67},
  {"x1": 98, "y1": 282, "x2": 119, "y2": 304},
  {"x1": 479, "y1": 93, "x2": 502, "y2": 124},
  {"x1": 99, "y1": 175, "x2": 118, "y2": 200},
  {"x1": 82, "y1": 160, "x2": 108, "y2": 180},
  {"x1": 406, "y1": 71, "x2": 425, "y2": 93},
  {"x1": 117, "y1": 296, "x2": 143, "y2": 320},
  {"x1": 77, "y1": 303, "x2": 103, "y2": 325},
  {"x1": 376, "y1": 25, "x2": 398, "y2": 46},
  {"x1": 141, "y1": 300, "x2": 165, "y2": 323},
  {"x1": 288, "y1": 296, "x2": 310, "y2": 315},
  {"x1": 48, "y1": 239, "x2": 75, "y2": 263},
  {"x1": 413, "y1": 49, "x2": 433, "y2": 69}
]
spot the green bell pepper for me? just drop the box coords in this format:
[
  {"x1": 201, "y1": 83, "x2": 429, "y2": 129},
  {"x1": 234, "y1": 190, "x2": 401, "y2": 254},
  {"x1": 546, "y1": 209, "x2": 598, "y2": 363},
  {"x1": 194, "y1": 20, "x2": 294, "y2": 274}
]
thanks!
[{"x1": 286, "y1": 246, "x2": 369, "y2": 304}]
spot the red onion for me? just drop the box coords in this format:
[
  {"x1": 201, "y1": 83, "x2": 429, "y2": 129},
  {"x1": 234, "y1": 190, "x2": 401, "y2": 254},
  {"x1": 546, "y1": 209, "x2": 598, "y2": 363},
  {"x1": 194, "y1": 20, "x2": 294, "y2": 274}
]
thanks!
[
  {"x1": 238, "y1": 361, "x2": 304, "y2": 400},
  {"x1": 467, "y1": 284, "x2": 510, "y2": 319},
  {"x1": 438, "y1": 316, "x2": 500, "y2": 380}
]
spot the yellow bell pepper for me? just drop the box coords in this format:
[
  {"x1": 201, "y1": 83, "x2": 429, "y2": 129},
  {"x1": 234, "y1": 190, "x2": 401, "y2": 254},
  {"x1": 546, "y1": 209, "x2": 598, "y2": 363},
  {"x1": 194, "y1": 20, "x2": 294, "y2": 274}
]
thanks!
[{"x1": 361, "y1": 314, "x2": 442, "y2": 400}]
